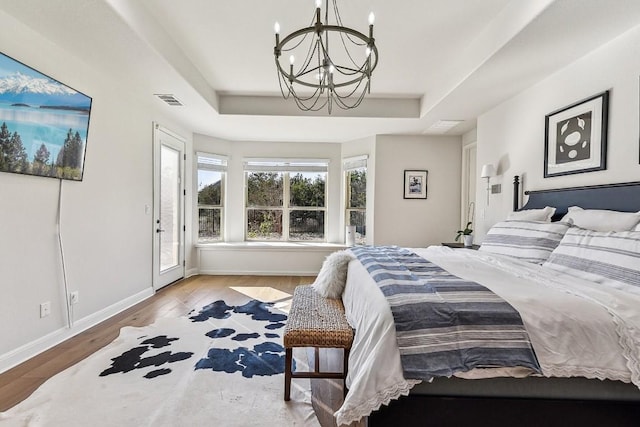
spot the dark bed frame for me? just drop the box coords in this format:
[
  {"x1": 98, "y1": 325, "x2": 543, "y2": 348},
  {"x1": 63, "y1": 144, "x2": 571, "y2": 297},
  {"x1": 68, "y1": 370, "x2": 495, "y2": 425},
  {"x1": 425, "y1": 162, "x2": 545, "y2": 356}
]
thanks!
[
  {"x1": 368, "y1": 177, "x2": 640, "y2": 427},
  {"x1": 513, "y1": 176, "x2": 640, "y2": 219}
]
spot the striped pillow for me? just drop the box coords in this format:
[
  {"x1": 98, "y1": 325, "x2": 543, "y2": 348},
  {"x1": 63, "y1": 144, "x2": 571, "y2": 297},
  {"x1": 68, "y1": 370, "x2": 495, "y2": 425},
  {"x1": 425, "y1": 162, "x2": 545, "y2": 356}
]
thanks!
[
  {"x1": 561, "y1": 206, "x2": 640, "y2": 231},
  {"x1": 479, "y1": 220, "x2": 571, "y2": 264},
  {"x1": 543, "y1": 227, "x2": 640, "y2": 292}
]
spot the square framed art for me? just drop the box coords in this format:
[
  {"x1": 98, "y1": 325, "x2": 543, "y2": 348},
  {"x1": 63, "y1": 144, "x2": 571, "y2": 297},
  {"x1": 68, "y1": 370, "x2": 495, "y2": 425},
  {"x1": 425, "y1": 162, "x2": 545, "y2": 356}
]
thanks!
[
  {"x1": 544, "y1": 91, "x2": 609, "y2": 178},
  {"x1": 403, "y1": 170, "x2": 428, "y2": 199}
]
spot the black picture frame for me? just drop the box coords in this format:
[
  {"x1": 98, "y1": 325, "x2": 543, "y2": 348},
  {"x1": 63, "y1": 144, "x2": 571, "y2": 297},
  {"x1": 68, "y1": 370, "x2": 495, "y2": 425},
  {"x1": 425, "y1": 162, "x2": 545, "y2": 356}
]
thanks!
[
  {"x1": 544, "y1": 91, "x2": 609, "y2": 178},
  {"x1": 403, "y1": 170, "x2": 428, "y2": 199}
]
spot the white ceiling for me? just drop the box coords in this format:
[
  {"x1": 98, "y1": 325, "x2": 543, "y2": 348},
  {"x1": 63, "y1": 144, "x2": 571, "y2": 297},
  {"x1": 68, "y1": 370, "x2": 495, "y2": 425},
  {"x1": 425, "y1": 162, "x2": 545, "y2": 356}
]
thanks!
[{"x1": 3, "y1": 0, "x2": 640, "y2": 143}]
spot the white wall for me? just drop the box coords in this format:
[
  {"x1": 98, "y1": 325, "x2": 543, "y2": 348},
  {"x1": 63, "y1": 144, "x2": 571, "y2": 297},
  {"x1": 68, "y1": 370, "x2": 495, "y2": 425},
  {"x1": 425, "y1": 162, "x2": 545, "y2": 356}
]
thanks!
[
  {"x1": 373, "y1": 135, "x2": 462, "y2": 247},
  {"x1": 0, "y1": 10, "x2": 191, "y2": 371},
  {"x1": 475, "y1": 25, "x2": 640, "y2": 240}
]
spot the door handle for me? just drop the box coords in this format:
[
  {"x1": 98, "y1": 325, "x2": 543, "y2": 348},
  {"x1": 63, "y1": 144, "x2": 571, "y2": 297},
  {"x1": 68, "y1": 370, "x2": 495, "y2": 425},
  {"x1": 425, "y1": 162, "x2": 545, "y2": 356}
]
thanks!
[{"x1": 156, "y1": 228, "x2": 165, "y2": 233}]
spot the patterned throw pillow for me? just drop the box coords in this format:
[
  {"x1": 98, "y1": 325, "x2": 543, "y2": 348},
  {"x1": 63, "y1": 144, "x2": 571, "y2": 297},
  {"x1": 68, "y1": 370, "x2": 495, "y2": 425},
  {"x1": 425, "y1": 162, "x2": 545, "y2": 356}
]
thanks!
[
  {"x1": 479, "y1": 220, "x2": 571, "y2": 264},
  {"x1": 543, "y1": 227, "x2": 640, "y2": 292}
]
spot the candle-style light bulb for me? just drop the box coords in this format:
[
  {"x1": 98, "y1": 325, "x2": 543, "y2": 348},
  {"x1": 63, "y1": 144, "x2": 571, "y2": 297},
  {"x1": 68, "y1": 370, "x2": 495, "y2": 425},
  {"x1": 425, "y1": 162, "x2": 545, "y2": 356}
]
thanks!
[
  {"x1": 315, "y1": 0, "x2": 321, "y2": 9},
  {"x1": 289, "y1": 55, "x2": 295, "y2": 65},
  {"x1": 274, "y1": 22, "x2": 281, "y2": 51},
  {"x1": 368, "y1": 12, "x2": 375, "y2": 26}
]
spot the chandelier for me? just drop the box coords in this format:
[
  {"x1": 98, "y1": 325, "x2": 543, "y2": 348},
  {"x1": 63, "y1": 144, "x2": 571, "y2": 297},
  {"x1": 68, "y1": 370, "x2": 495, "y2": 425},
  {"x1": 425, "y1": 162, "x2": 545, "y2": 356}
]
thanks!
[{"x1": 273, "y1": 0, "x2": 379, "y2": 114}]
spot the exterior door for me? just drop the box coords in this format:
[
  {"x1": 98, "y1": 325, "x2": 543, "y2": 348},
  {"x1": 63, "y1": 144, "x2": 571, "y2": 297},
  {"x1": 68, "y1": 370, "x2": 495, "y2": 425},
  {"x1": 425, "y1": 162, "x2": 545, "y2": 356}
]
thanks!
[{"x1": 153, "y1": 124, "x2": 185, "y2": 290}]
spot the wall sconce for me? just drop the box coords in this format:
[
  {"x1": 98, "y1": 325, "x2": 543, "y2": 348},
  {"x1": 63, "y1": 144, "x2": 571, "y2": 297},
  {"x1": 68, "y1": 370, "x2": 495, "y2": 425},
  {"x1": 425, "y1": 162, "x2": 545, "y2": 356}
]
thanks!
[{"x1": 480, "y1": 164, "x2": 496, "y2": 205}]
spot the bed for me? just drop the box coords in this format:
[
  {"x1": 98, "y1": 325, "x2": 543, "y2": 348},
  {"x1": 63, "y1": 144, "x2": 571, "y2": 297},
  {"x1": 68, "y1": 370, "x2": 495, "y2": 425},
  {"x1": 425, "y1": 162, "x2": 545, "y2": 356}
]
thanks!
[{"x1": 334, "y1": 178, "x2": 640, "y2": 427}]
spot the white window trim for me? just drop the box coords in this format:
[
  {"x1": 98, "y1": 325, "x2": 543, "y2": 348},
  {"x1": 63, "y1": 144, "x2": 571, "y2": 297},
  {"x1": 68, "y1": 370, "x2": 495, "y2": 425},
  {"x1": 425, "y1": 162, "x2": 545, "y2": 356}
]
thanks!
[
  {"x1": 344, "y1": 155, "x2": 368, "y2": 245},
  {"x1": 196, "y1": 152, "x2": 226, "y2": 242},
  {"x1": 343, "y1": 154, "x2": 368, "y2": 171},
  {"x1": 244, "y1": 158, "x2": 329, "y2": 242},
  {"x1": 197, "y1": 152, "x2": 228, "y2": 172}
]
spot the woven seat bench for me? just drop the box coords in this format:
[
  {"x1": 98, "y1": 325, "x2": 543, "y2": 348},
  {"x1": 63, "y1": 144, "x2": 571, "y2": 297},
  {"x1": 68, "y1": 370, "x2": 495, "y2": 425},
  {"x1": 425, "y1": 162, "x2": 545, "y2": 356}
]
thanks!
[{"x1": 283, "y1": 284, "x2": 354, "y2": 401}]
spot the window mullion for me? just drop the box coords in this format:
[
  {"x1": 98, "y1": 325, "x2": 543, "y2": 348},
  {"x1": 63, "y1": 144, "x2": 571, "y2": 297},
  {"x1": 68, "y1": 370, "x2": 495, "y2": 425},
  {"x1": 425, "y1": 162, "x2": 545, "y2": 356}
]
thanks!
[{"x1": 283, "y1": 172, "x2": 290, "y2": 241}]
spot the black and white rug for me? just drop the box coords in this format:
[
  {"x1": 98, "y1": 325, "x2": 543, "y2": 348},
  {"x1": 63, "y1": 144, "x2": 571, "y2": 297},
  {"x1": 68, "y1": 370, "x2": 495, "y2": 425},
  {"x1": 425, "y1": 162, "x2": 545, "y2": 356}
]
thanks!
[{"x1": 0, "y1": 299, "x2": 319, "y2": 426}]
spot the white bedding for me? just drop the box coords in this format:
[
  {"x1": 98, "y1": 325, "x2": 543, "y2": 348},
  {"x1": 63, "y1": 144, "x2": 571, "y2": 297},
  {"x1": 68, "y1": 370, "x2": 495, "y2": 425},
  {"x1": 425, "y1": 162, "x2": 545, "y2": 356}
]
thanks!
[{"x1": 335, "y1": 246, "x2": 640, "y2": 426}]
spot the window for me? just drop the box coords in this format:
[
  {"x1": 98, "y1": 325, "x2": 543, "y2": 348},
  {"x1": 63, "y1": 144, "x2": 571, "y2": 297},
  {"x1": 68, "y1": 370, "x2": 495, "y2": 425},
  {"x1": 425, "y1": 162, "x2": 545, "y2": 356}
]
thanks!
[
  {"x1": 197, "y1": 153, "x2": 226, "y2": 242},
  {"x1": 344, "y1": 155, "x2": 367, "y2": 245},
  {"x1": 245, "y1": 159, "x2": 328, "y2": 241}
]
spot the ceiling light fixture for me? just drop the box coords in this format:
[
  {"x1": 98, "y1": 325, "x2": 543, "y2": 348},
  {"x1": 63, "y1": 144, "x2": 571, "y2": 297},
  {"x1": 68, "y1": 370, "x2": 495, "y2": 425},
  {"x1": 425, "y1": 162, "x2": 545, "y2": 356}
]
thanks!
[{"x1": 273, "y1": 0, "x2": 379, "y2": 114}]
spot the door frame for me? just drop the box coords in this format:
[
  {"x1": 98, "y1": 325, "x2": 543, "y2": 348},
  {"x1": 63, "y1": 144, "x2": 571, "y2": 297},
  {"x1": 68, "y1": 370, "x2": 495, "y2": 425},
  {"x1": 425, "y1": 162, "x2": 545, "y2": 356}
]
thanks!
[
  {"x1": 152, "y1": 122, "x2": 186, "y2": 291},
  {"x1": 461, "y1": 142, "x2": 477, "y2": 228}
]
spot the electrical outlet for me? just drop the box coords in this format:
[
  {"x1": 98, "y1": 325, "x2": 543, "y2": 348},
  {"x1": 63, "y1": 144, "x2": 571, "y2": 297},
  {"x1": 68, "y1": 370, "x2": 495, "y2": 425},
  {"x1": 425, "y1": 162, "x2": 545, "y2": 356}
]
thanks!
[
  {"x1": 70, "y1": 291, "x2": 79, "y2": 305},
  {"x1": 40, "y1": 302, "x2": 51, "y2": 318}
]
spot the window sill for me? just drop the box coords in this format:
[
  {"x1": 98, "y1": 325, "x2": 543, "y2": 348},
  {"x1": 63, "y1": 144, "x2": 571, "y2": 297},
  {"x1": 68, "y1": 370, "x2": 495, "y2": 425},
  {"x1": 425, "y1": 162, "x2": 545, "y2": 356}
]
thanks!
[{"x1": 196, "y1": 242, "x2": 348, "y2": 251}]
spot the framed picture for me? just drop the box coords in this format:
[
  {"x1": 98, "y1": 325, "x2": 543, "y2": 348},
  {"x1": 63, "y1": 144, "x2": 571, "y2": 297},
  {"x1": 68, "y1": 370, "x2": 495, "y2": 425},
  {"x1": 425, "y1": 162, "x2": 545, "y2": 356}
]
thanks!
[
  {"x1": 403, "y1": 170, "x2": 427, "y2": 199},
  {"x1": 0, "y1": 51, "x2": 92, "y2": 181},
  {"x1": 544, "y1": 91, "x2": 608, "y2": 178}
]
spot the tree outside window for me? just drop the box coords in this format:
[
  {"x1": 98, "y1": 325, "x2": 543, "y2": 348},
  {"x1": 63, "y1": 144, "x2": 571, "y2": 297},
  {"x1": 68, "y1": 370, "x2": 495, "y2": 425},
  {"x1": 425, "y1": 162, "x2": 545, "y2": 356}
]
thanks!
[
  {"x1": 197, "y1": 154, "x2": 226, "y2": 242},
  {"x1": 346, "y1": 167, "x2": 366, "y2": 245},
  {"x1": 246, "y1": 169, "x2": 326, "y2": 241}
]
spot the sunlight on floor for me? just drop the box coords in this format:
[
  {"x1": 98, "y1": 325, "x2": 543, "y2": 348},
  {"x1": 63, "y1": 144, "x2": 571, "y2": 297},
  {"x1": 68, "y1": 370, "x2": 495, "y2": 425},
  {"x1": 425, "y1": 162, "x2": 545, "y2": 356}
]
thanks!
[{"x1": 231, "y1": 286, "x2": 293, "y2": 313}]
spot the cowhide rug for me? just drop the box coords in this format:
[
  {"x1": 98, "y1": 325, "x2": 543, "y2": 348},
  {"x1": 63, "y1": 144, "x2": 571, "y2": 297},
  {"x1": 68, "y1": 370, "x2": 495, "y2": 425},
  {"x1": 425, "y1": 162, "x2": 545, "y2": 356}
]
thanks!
[{"x1": 0, "y1": 299, "x2": 319, "y2": 426}]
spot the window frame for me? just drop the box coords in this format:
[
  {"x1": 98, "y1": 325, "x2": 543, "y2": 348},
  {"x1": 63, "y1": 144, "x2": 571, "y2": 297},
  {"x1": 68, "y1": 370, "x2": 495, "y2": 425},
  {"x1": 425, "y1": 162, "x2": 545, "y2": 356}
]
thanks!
[
  {"x1": 244, "y1": 159, "x2": 328, "y2": 242},
  {"x1": 196, "y1": 152, "x2": 227, "y2": 243},
  {"x1": 344, "y1": 155, "x2": 368, "y2": 245}
]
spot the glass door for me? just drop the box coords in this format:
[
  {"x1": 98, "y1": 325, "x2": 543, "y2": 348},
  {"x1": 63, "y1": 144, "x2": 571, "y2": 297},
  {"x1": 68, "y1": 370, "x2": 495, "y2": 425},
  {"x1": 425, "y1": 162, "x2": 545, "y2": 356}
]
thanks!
[{"x1": 153, "y1": 124, "x2": 185, "y2": 289}]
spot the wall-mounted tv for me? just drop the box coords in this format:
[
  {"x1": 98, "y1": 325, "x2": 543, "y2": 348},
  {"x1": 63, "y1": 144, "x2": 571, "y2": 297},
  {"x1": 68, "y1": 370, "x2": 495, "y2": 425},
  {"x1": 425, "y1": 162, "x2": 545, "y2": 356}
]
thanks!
[{"x1": 0, "y1": 51, "x2": 92, "y2": 181}]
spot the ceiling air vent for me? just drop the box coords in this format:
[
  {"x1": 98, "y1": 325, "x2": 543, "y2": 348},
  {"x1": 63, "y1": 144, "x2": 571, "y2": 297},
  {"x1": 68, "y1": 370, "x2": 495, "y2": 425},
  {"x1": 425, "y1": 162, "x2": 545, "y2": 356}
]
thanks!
[
  {"x1": 424, "y1": 120, "x2": 463, "y2": 134},
  {"x1": 154, "y1": 94, "x2": 183, "y2": 106}
]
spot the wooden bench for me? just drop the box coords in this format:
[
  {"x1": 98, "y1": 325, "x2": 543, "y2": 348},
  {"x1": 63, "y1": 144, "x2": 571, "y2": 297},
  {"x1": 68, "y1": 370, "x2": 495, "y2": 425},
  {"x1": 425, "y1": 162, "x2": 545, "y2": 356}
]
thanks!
[{"x1": 283, "y1": 284, "x2": 354, "y2": 401}]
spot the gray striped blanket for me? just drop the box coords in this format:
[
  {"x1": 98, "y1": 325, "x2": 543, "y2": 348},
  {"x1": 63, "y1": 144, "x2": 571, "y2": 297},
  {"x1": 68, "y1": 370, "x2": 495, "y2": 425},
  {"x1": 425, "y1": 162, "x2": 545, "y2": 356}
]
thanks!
[{"x1": 350, "y1": 246, "x2": 541, "y2": 380}]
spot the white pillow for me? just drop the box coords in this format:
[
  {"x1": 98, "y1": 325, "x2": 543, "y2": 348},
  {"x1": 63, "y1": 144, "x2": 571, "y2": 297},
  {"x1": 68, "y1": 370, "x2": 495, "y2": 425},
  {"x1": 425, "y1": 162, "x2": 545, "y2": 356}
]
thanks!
[
  {"x1": 507, "y1": 206, "x2": 556, "y2": 222},
  {"x1": 561, "y1": 206, "x2": 640, "y2": 232},
  {"x1": 312, "y1": 250, "x2": 355, "y2": 298},
  {"x1": 544, "y1": 227, "x2": 640, "y2": 293},
  {"x1": 635, "y1": 222, "x2": 640, "y2": 232},
  {"x1": 479, "y1": 220, "x2": 571, "y2": 264}
]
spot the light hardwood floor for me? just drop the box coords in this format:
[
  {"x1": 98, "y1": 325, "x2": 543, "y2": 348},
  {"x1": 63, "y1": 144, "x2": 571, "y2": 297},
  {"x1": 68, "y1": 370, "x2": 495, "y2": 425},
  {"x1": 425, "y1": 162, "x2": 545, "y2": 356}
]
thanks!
[{"x1": 0, "y1": 275, "x2": 354, "y2": 425}]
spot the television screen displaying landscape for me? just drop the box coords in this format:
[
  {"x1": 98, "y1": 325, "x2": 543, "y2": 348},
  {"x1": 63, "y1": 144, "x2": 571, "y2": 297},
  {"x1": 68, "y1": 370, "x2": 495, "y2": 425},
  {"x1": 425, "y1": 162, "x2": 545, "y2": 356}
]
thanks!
[{"x1": 0, "y1": 52, "x2": 92, "y2": 181}]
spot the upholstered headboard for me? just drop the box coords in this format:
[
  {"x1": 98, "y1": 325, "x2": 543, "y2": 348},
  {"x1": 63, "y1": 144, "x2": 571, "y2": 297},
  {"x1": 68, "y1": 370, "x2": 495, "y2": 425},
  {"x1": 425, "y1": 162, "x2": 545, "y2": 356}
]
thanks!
[{"x1": 513, "y1": 176, "x2": 640, "y2": 221}]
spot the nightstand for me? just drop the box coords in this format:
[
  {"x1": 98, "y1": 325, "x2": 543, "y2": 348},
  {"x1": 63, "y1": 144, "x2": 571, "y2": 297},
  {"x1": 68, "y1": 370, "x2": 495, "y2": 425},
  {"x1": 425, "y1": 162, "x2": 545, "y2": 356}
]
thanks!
[{"x1": 441, "y1": 242, "x2": 480, "y2": 250}]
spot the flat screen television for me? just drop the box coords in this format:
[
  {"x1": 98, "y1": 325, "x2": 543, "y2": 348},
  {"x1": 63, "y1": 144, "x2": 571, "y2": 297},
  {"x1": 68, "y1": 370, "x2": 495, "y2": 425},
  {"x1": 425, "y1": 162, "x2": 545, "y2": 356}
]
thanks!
[{"x1": 0, "y1": 51, "x2": 92, "y2": 181}]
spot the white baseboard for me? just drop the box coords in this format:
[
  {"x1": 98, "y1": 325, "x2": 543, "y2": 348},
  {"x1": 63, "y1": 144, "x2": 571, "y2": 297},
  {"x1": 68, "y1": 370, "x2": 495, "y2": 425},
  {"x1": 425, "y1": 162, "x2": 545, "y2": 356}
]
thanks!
[
  {"x1": 198, "y1": 269, "x2": 318, "y2": 276},
  {"x1": 185, "y1": 267, "x2": 199, "y2": 278},
  {"x1": 0, "y1": 287, "x2": 154, "y2": 375}
]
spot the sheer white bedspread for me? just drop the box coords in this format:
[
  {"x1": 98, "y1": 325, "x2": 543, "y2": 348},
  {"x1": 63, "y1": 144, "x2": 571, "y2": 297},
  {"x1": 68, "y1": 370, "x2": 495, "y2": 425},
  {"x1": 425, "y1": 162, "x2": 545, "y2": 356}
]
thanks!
[{"x1": 335, "y1": 246, "x2": 640, "y2": 426}]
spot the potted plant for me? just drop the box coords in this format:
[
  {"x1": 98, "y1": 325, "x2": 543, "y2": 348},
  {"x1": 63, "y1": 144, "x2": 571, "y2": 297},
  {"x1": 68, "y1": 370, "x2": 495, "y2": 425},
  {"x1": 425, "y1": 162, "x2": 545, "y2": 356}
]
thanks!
[{"x1": 455, "y1": 221, "x2": 473, "y2": 247}]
